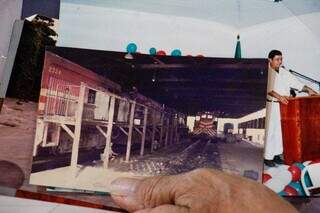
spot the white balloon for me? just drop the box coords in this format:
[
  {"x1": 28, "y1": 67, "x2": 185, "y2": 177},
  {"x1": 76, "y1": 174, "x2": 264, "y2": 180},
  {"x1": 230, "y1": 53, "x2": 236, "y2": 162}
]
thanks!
[
  {"x1": 264, "y1": 179, "x2": 286, "y2": 193},
  {"x1": 303, "y1": 161, "x2": 312, "y2": 166},
  {"x1": 277, "y1": 170, "x2": 292, "y2": 185},
  {"x1": 264, "y1": 167, "x2": 279, "y2": 178},
  {"x1": 277, "y1": 165, "x2": 289, "y2": 171}
]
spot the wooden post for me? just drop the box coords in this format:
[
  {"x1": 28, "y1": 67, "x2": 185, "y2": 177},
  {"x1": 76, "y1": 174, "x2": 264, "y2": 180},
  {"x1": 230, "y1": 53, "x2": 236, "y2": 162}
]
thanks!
[
  {"x1": 42, "y1": 122, "x2": 49, "y2": 146},
  {"x1": 140, "y1": 107, "x2": 148, "y2": 156},
  {"x1": 65, "y1": 88, "x2": 70, "y2": 117},
  {"x1": 175, "y1": 115, "x2": 179, "y2": 143},
  {"x1": 159, "y1": 112, "x2": 164, "y2": 147},
  {"x1": 169, "y1": 116, "x2": 174, "y2": 145},
  {"x1": 53, "y1": 125, "x2": 61, "y2": 146},
  {"x1": 102, "y1": 96, "x2": 115, "y2": 168},
  {"x1": 70, "y1": 83, "x2": 86, "y2": 171},
  {"x1": 125, "y1": 102, "x2": 136, "y2": 162},
  {"x1": 151, "y1": 110, "x2": 157, "y2": 153},
  {"x1": 165, "y1": 117, "x2": 170, "y2": 147}
]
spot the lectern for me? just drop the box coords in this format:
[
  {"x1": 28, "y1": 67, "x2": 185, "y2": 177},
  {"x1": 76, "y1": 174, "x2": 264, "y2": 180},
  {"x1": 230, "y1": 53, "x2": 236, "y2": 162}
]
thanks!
[{"x1": 280, "y1": 96, "x2": 320, "y2": 165}]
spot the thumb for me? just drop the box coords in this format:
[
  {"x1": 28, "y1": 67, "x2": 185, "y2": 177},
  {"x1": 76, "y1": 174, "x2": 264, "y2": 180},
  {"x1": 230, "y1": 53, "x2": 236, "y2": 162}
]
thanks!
[{"x1": 109, "y1": 175, "x2": 181, "y2": 212}]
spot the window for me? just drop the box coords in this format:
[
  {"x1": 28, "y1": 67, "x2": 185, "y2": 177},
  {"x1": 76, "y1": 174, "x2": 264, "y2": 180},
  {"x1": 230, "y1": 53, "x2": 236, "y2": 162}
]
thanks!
[
  {"x1": 195, "y1": 116, "x2": 200, "y2": 121},
  {"x1": 208, "y1": 115, "x2": 213, "y2": 119},
  {"x1": 88, "y1": 89, "x2": 96, "y2": 104},
  {"x1": 201, "y1": 114, "x2": 206, "y2": 118}
]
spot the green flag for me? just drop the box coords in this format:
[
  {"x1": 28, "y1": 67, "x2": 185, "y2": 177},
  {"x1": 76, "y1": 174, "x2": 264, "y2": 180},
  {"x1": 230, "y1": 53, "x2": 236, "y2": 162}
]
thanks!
[{"x1": 234, "y1": 34, "x2": 241, "y2": 59}]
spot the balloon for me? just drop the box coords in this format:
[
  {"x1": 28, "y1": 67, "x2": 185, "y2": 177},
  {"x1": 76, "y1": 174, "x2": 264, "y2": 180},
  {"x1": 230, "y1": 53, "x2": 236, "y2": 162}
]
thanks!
[
  {"x1": 156, "y1": 50, "x2": 166, "y2": 56},
  {"x1": 288, "y1": 164, "x2": 301, "y2": 182},
  {"x1": 262, "y1": 173, "x2": 272, "y2": 183},
  {"x1": 264, "y1": 179, "x2": 286, "y2": 193},
  {"x1": 126, "y1": 43, "x2": 137, "y2": 53},
  {"x1": 264, "y1": 167, "x2": 279, "y2": 178},
  {"x1": 186, "y1": 54, "x2": 193, "y2": 57},
  {"x1": 196, "y1": 54, "x2": 204, "y2": 57},
  {"x1": 149, "y1": 47, "x2": 157, "y2": 55},
  {"x1": 288, "y1": 181, "x2": 306, "y2": 196},
  {"x1": 303, "y1": 161, "x2": 312, "y2": 166},
  {"x1": 293, "y1": 162, "x2": 305, "y2": 170},
  {"x1": 277, "y1": 169, "x2": 292, "y2": 186},
  {"x1": 283, "y1": 185, "x2": 298, "y2": 196},
  {"x1": 171, "y1": 49, "x2": 182, "y2": 56},
  {"x1": 277, "y1": 165, "x2": 289, "y2": 171},
  {"x1": 302, "y1": 172, "x2": 313, "y2": 187},
  {"x1": 278, "y1": 191, "x2": 288, "y2": 196}
]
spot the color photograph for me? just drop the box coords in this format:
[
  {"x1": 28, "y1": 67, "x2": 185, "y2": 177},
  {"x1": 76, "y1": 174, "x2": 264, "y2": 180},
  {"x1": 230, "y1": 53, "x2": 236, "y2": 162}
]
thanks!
[{"x1": 28, "y1": 46, "x2": 268, "y2": 192}]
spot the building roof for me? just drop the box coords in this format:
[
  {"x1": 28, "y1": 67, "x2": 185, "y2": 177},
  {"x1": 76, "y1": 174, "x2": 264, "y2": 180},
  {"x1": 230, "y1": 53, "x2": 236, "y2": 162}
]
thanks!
[{"x1": 47, "y1": 46, "x2": 268, "y2": 118}]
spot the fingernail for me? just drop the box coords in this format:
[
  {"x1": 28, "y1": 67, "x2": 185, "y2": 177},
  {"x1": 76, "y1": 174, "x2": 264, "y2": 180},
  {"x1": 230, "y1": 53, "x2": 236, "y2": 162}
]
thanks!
[{"x1": 109, "y1": 177, "x2": 141, "y2": 196}]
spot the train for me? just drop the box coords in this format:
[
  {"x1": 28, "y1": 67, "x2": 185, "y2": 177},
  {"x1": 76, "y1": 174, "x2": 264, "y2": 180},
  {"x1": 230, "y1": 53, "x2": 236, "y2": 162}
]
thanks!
[
  {"x1": 192, "y1": 112, "x2": 217, "y2": 138},
  {"x1": 33, "y1": 51, "x2": 186, "y2": 157}
]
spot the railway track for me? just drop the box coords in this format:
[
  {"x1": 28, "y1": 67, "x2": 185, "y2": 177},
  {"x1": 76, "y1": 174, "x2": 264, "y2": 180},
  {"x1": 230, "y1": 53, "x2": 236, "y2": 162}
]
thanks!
[
  {"x1": 31, "y1": 143, "x2": 148, "y2": 173},
  {"x1": 31, "y1": 149, "x2": 103, "y2": 173}
]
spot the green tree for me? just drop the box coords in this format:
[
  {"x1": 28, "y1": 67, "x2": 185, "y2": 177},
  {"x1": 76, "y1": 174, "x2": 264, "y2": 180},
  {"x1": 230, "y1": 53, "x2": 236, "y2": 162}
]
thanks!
[{"x1": 7, "y1": 15, "x2": 57, "y2": 102}]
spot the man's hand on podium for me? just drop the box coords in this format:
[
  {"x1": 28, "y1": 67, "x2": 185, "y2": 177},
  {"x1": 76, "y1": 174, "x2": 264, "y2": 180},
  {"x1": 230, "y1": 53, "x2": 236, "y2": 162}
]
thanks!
[
  {"x1": 309, "y1": 91, "x2": 318, "y2": 96},
  {"x1": 302, "y1": 85, "x2": 318, "y2": 96},
  {"x1": 268, "y1": 91, "x2": 290, "y2": 105},
  {"x1": 278, "y1": 95, "x2": 290, "y2": 105}
]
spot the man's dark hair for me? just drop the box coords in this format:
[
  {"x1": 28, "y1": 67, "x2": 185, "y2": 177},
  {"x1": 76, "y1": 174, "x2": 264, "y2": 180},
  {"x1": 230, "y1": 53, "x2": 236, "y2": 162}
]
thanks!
[{"x1": 268, "y1": 50, "x2": 282, "y2": 59}]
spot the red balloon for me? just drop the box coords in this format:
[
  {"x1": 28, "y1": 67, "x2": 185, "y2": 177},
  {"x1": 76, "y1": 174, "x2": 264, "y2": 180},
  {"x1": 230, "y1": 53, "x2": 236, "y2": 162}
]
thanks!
[
  {"x1": 196, "y1": 54, "x2": 204, "y2": 57},
  {"x1": 288, "y1": 165, "x2": 301, "y2": 182},
  {"x1": 262, "y1": 173, "x2": 272, "y2": 183},
  {"x1": 156, "y1": 50, "x2": 166, "y2": 56},
  {"x1": 186, "y1": 54, "x2": 193, "y2": 57},
  {"x1": 283, "y1": 185, "x2": 298, "y2": 196}
]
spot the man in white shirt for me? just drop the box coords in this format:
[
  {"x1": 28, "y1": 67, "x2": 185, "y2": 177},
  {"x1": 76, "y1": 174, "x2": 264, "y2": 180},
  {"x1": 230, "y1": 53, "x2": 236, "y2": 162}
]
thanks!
[{"x1": 264, "y1": 50, "x2": 317, "y2": 167}]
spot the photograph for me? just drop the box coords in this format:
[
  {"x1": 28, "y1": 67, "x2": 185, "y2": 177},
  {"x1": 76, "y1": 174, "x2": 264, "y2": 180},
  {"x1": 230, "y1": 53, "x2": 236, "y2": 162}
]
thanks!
[
  {"x1": 55, "y1": 0, "x2": 320, "y2": 197},
  {"x1": 2, "y1": 0, "x2": 320, "y2": 212},
  {"x1": 28, "y1": 46, "x2": 268, "y2": 192}
]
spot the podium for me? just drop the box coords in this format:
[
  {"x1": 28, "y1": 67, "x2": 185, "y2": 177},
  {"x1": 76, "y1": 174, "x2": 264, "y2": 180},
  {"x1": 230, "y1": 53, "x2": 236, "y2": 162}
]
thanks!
[{"x1": 280, "y1": 96, "x2": 320, "y2": 165}]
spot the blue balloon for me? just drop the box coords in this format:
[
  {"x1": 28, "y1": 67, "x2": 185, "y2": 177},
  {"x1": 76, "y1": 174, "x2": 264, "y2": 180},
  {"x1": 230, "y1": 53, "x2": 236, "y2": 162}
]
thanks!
[
  {"x1": 303, "y1": 172, "x2": 313, "y2": 187},
  {"x1": 278, "y1": 191, "x2": 287, "y2": 196},
  {"x1": 288, "y1": 181, "x2": 306, "y2": 196},
  {"x1": 171, "y1": 49, "x2": 182, "y2": 56},
  {"x1": 149, "y1": 47, "x2": 157, "y2": 55},
  {"x1": 126, "y1": 43, "x2": 137, "y2": 53}
]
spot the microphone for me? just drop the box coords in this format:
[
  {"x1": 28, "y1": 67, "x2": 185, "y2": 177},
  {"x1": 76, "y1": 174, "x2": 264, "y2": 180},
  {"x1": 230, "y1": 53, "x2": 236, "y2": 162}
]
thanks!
[
  {"x1": 280, "y1": 65, "x2": 292, "y2": 72},
  {"x1": 281, "y1": 65, "x2": 320, "y2": 92}
]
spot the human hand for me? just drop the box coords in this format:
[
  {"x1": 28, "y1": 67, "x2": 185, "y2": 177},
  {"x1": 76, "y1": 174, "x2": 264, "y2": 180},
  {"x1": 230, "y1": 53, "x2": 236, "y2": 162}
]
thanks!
[
  {"x1": 309, "y1": 90, "x2": 318, "y2": 96},
  {"x1": 277, "y1": 96, "x2": 290, "y2": 105},
  {"x1": 109, "y1": 168, "x2": 297, "y2": 213}
]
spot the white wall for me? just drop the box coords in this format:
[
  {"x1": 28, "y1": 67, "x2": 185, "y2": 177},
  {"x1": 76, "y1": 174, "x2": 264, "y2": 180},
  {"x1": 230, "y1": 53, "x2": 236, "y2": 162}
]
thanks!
[
  {"x1": 58, "y1": 3, "x2": 236, "y2": 57},
  {"x1": 0, "y1": 0, "x2": 23, "y2": 88},
  {"x1": 245, "y1": 128, "x2": 265, "y2": 145},
  {"x1": 237, "y1": 108, "x2": 266, "y2": 123},
  {"x1": 58, "y1": 3, "x2": 320, "y2": 89},
  {"x1": 241, "y1": 14, "x2": 320, "y2": 87}
]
